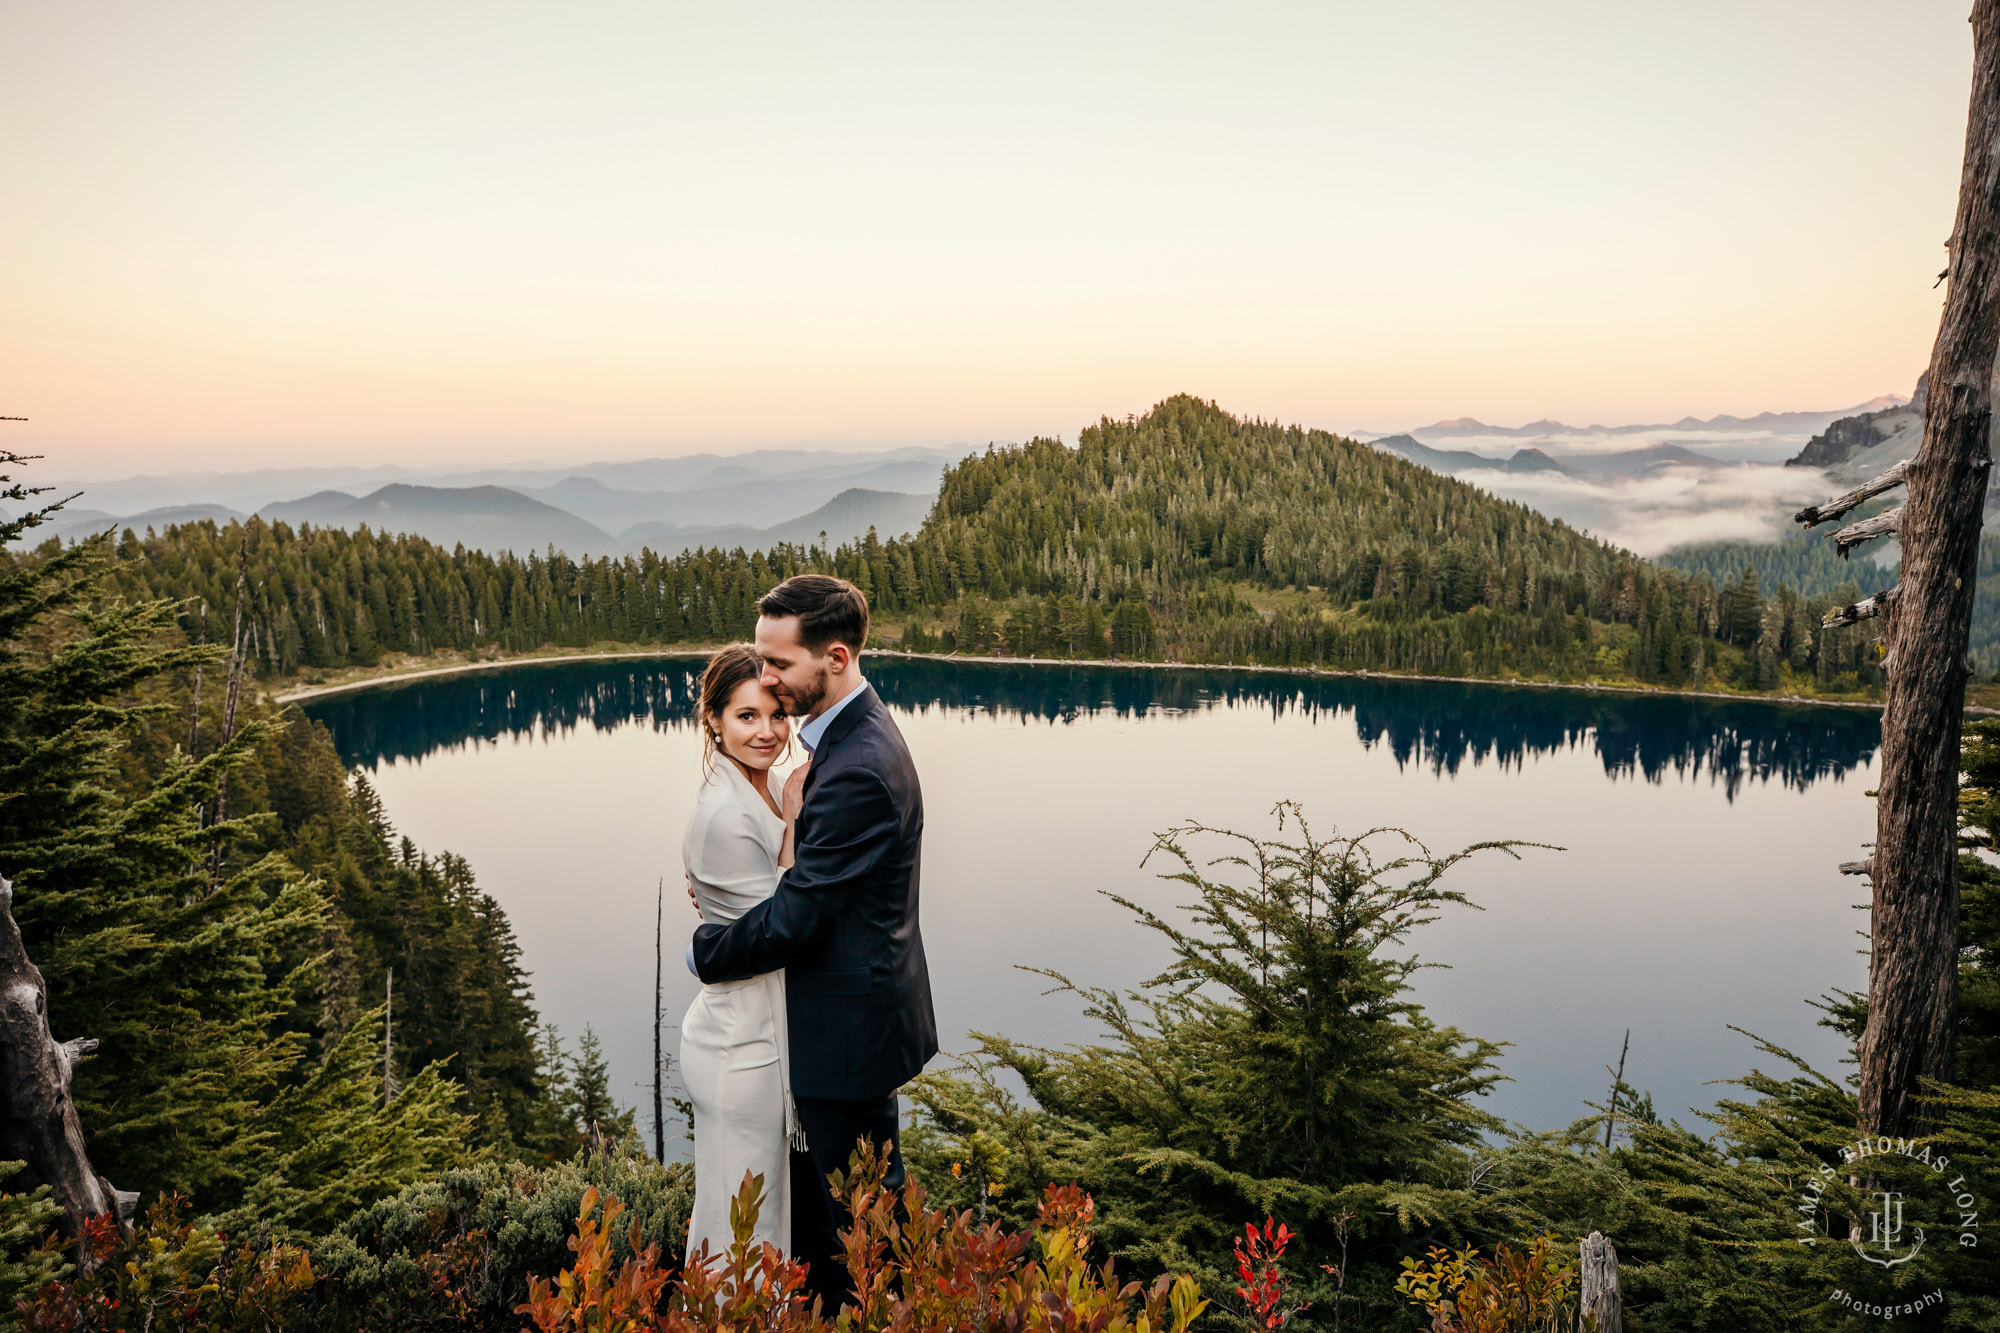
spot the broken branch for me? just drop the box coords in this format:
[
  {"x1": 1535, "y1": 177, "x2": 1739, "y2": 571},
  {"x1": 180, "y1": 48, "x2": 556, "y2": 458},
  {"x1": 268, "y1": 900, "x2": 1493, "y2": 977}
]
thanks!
[
  {"x1": 1833, "y1": 504, "x2": 1903, "y2": 555},
  {"x1": 1823, "y1": 585, "x2": 1900, "y2": 629},
  {"x1": 1796, "y1": 459, "x2": 1912, "y2": 528}
]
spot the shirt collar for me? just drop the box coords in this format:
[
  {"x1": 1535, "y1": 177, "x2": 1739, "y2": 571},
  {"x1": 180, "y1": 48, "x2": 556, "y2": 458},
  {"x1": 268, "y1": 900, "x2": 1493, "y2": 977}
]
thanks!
[{"x1": 797, "y1": 675, "x2": 869, "y2": 755}]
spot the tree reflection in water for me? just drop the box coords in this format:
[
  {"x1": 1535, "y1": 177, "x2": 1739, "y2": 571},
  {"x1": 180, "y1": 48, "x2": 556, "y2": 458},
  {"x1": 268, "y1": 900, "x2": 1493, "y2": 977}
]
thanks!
[{"x1": 302, "y1": 656, "x2": 1879, "y2": 802}]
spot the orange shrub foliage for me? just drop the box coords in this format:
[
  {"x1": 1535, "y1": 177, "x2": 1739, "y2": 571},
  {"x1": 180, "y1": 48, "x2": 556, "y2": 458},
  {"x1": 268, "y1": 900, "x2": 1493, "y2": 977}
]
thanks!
[
  {"x1": 519, "y1": 1145, "x2": 1208, "y2": 1333},
  {"x1": 1395, "y1": 1236, "x2": 1589, "y2": 1333},
  {"x1": 17, "y1": 1197, "x2": 315, "y2": 1332}
]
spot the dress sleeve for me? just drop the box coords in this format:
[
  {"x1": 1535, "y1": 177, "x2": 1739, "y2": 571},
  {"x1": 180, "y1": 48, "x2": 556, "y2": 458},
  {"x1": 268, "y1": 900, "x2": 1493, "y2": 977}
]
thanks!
[{"x1": 687, "y1": 791, "x2": 782, "y2": 923}]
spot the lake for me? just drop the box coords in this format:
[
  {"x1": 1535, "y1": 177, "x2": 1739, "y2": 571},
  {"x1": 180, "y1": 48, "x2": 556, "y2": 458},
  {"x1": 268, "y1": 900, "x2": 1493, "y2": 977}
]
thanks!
[{"x1": 301, "y1": 655, "x2": 1882, "y2": 1146}]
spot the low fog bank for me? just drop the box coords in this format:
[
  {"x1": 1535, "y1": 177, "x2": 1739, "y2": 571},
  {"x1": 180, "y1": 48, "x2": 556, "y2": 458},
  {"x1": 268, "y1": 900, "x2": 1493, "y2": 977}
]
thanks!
[{"x1": 1450, "y1": 461, "x2": 1833, "y2": 558}]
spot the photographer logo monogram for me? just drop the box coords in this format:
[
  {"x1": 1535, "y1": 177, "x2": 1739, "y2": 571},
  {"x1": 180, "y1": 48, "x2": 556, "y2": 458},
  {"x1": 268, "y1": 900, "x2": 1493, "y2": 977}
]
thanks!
[
  {"x1": 1789, "y1": 1136, "x2": 1981, "y2": 1320},
  {"x1": 1796, "y1": 1135, "x2": 1979, "y2": 1264},
  {"x1": 1858, "y1": 1183, "x2": 1923, "y2": 1267}
]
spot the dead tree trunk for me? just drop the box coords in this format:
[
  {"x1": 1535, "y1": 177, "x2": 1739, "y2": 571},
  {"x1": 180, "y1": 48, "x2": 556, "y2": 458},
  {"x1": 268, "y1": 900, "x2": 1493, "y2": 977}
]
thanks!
[
  {"x1": 1857, "y1": 0, "x2": 2000, "y2": 1138},
  {"x1": 383, "y1": 967, "x2": 397, "y2": 1103},
  {"x1": 204, "y1": 545, "x2": 251, "y2": 886},
  {"x1": 653, "y1": 877, "x2": 666, "y2": 1163},
  {"x1": 185, "y1": 601, "x2": 207, "y2": 760},
  {"x1": 1579, "y1": 1233, "x2": 1622, "y2": 1333},
  {"x1": 1602, "y1": 1028, "x2": 1629, "y2": 1151},
  {"x1": 0, "y1": 873, "x2": 135, "y2": 1238}
]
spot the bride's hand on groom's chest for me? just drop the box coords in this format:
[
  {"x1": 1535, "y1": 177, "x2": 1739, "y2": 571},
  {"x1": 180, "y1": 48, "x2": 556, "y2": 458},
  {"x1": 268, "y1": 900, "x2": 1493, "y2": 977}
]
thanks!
[{"x1": 782, "y1": 761, "x2": 809, "y2": 823}]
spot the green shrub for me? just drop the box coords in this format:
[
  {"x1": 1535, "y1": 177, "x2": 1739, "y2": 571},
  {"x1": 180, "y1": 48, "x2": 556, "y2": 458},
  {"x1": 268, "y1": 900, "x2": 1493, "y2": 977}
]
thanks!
[
  {"x1": 0, "y1": 1163, "x2": 67, "y2": 1313},
  {"x1": 17, "y1": 1197, "x2": 316, "y2": 1332},
  {"x1": 307, "y1": 1149, "x2": 693, "y2": 1329}
]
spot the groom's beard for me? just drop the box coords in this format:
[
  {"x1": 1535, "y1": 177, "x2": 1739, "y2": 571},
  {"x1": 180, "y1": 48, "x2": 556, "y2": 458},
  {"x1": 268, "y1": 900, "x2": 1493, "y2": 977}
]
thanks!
[{"x1": 783, "y1": 665, "x2": 829, "y2": 718}]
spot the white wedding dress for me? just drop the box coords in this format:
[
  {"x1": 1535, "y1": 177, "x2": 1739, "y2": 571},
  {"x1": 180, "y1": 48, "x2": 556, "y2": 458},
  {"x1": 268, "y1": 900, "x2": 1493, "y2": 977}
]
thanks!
[{"x1": 680, "y1": 758, "x2": 801, "y2": 1263}]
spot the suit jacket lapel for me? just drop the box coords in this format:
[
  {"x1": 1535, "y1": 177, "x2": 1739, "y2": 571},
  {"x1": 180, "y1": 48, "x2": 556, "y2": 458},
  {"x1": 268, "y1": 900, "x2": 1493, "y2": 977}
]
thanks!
[{"x1": 800, "y1": 685, "x2": 878, "y2": 803}]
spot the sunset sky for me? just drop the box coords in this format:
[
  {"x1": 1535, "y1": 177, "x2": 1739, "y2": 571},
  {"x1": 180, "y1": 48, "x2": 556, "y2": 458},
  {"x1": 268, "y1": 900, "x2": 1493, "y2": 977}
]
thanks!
[{"x1": 0, "y1": 2, "x2": 1977, "y2": 476}]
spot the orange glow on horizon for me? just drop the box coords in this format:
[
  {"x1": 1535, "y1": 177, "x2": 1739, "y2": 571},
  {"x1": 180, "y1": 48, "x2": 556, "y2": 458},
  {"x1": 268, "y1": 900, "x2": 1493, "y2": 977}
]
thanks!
[{"x1": 0, "y1": 1, "x2": 1969, "y2": 476}]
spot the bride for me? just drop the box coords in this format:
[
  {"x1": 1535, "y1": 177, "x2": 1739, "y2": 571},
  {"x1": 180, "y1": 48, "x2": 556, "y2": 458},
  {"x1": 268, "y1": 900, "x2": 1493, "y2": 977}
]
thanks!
[{"x1": 680, "y1": 644, "x2": 805, "y2": 1261}]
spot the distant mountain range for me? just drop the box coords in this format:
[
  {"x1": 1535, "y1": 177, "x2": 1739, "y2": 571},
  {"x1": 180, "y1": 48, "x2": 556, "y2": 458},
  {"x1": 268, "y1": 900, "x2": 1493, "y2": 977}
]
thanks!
[
  {"x1": 1406, "y1": 399, "x2": 1905, "y2": 443},
  {"x1": 1370, "y1": 434, "x2": 1729, "y2": 480},
  {"x1": 28, "y1": 479, "x2": 937, "y2": 560},
  {"x1": 1367, "y1": 437, "x2": 1566, "y2": 475},
  {"x1": 617, "y1": 488, "x2": 934, "y2": 558},
  {"x1": 517, "y1": 460, "x2": 947, "y2": 535},
  {"x1": 261, "y1": 484, "x2": 617, "y2": 556},
  {"x1": 1783, "y1": 381, "x2": 1934, "y2": 481},
  {"x1": 35, "y1": 503, "x2": 249, "y2": 539},
  {"x1": 1786, "y1": 398, "x2": 1924, "y2": 483},
  {"x1": 19, "y1": 400, "x2": 1925, "y2": 567},
  {"x1": 41, "y1": 445, "x2": 970, "y2": 525},
  {"x1": 1778, "y1": 375, "x2": 2000, "y2": 508},
  {"x1": 21, "y1": 445, "x2": 967, "y2": 559},
  {"x1": 1366, "y1": 406, "x2": 1876, "y2": 559}
]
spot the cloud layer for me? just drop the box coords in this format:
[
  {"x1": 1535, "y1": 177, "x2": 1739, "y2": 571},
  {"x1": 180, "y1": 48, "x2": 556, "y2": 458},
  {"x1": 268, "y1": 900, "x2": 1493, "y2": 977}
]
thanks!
[{"x1": 1444, "y1": 461, "x2": 1834, "y2": 558}]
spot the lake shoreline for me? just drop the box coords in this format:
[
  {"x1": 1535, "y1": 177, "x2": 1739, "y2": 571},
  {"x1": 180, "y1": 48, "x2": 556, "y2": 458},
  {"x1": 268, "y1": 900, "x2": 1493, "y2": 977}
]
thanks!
[{"x1": 270, "y1": 643, "x2": 1929, "y2": 713}]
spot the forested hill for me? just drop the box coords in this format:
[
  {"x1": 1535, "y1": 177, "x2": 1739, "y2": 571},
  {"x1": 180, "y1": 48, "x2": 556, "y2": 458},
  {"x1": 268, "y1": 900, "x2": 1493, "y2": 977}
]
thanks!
[
  {"x1": 902, "y1": 396, "x2": 1875, "y2": 691},
  {"x1": 925, "y1": 394, "x2": 1623, "y2": 614},
  {"x1": 65, "y1": 395, "x2": 1883, "y2": 695}
]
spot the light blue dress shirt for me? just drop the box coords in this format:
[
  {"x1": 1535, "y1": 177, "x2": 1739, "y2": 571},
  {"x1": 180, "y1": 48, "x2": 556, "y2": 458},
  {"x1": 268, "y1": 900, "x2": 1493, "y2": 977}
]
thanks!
[{"x1": 795, "y1": 673, "x2": 869, "y2": 755}]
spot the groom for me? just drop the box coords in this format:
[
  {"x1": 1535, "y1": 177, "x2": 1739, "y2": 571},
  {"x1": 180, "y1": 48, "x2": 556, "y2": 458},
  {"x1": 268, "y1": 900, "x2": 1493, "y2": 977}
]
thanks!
[{"x1": 689, "y1": 574, "x2": 937, "y2": 1308}]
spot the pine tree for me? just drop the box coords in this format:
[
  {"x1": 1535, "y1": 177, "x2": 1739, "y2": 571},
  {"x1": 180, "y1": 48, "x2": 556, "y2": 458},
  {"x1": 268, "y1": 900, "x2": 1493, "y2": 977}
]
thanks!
[
  {"x1": 0, "y1": 451, "x2": 470, "y2": 1222},
  {"x1": 524, "y1": 1025, "x2": 581, "y2": 1161},
  {"x1": 565, "y1": 1026, "x2": 638, "y2": 1151},
  {"x1": 905, "y1": 805, "x2": 1523, "y2": 1323},
  {"x1": 213, "y1": 1004, "x2": 473, "y2": 1237}
]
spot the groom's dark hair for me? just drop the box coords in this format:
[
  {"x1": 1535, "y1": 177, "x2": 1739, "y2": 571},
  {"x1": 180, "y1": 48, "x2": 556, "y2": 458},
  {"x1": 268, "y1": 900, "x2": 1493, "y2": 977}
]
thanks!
[{"x1": 760, "y1": 575, "x2": 869, "y2": 654}]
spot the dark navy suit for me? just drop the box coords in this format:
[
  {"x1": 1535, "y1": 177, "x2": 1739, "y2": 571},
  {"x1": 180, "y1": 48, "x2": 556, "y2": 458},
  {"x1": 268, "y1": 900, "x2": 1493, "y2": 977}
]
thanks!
[{"x1": 691, "y1": 683, "x2": 935, "y2": 1303}]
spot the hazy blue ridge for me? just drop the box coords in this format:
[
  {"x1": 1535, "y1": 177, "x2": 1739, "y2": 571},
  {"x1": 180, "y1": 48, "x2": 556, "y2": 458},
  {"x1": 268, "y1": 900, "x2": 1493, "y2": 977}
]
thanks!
[
  {"x1": 615, "y1": 487, "x2": 932, "y2": 555},
  {"x1": 259, "y1": 484, "x2": 621, "y2": 557}
]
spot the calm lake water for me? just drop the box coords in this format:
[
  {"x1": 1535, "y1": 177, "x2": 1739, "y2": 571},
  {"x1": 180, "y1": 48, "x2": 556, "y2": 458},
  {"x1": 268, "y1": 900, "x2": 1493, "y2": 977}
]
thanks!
[{"x1": 302, "y1": 656, "x2": 1882, "y2": 1145}]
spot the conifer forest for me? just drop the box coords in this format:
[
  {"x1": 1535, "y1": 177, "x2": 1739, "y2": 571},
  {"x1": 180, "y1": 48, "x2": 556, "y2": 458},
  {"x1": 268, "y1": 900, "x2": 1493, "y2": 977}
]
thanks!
[{"x1": 78, "y1": 398, "x2": 1906, "y2": 701}]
